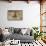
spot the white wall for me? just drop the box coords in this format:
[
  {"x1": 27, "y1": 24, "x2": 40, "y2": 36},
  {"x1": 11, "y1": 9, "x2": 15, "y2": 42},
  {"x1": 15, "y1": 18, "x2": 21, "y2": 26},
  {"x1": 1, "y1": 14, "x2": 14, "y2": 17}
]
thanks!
[{"x1": 0, "y1": 1, "x2": 40, "y2": 28}]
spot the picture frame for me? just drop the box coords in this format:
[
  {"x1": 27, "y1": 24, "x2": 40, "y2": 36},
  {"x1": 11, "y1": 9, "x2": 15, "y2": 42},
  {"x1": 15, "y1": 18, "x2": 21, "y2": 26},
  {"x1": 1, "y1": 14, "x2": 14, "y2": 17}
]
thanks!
[{"x1": 7, "y1": 10, "x2": 23, "y2": 21}]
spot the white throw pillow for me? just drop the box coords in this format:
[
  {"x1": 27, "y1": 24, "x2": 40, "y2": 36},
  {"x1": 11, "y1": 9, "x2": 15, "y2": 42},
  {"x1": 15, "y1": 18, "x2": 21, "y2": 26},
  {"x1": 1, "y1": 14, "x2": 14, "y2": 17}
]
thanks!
[
  {"x1": 2, "y1": 29, "x2": 10, "y2": 36},
  {"x1": 21, "y1": 28, "x2": 27, "y2": 35}
]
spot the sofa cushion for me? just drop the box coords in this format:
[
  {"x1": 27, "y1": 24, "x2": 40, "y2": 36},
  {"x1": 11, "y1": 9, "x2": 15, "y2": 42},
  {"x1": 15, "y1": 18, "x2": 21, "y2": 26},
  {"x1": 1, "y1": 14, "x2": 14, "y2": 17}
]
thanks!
[{"x1": 8, "y1": 33, "x2": 34, "y2": 43}]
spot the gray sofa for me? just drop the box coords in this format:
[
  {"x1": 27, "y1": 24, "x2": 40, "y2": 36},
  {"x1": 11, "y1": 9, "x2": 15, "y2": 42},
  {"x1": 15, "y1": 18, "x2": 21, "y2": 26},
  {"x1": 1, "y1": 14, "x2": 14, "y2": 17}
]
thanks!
[{"x1": 3, "y1": 27, "x2": 34, "y2": 43}]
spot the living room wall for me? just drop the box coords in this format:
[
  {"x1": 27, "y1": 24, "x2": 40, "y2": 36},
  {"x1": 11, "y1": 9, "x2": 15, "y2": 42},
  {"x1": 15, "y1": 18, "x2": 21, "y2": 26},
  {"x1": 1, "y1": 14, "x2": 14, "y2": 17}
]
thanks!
[{"x1": 0, "y1": 1, "x2": 40, "y2": 28}]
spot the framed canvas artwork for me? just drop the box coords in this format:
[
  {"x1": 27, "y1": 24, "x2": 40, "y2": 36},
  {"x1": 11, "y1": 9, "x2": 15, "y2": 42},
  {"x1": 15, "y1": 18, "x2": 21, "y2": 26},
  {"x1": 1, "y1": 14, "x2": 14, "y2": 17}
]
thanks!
[{"x1": 7, "y1": 10, "x2": 23, "y2": 21}]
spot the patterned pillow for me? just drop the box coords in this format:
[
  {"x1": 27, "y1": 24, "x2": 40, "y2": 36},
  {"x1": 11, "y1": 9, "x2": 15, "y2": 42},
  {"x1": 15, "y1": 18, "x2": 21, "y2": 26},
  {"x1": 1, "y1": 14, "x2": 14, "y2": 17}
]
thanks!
[
  {"x1": 14, "y1": 28, "x2": 21, "y2": 34},
  {"x1": 8, "y1": 27, "x2": 14, "y2": 34}
]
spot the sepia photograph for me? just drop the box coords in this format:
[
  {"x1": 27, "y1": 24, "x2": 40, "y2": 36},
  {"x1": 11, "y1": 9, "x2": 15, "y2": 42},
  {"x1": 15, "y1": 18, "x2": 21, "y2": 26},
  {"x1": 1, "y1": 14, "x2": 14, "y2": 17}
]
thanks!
[{"x1": 8, "y1": 10, "x2": 23, "y2": 20}]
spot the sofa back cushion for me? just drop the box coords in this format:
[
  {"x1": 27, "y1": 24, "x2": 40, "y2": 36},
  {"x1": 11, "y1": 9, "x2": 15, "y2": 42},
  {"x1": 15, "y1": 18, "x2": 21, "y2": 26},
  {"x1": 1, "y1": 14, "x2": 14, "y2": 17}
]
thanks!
[{"x1": 8, "y1": 27, "x2": 33, "y2": 36}]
